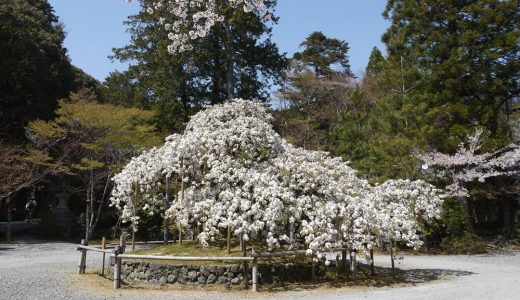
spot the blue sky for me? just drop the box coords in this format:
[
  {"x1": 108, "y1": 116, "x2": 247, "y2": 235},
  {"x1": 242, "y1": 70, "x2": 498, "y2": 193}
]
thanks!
[{"x1": 48, "y1": 0, "x2": 390, "y2": 81}]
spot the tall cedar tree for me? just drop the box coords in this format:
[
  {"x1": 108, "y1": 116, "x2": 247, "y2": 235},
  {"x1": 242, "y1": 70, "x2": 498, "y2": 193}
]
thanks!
[
  {"x1": 275, "y1": 32, "x2": 353, "y2": 151},
  {"x1": 109, "y1": 0, "x2": 287, "y2": 133},
  {"x1": 336, "y1": 0, "x2": 520, "y2": 181}
]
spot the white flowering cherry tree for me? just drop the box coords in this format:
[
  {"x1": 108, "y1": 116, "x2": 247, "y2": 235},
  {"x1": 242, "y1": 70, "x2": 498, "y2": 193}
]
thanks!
[
  {"x1": 111, "y1": 100, "x2": 446, "y2": 263},
  {"x1": 416, "y1": 128, "x2": 520, "y2": 232}
]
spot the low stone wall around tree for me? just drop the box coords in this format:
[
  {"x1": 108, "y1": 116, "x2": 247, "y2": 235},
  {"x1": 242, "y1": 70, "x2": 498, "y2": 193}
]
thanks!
[{"x1": 116, "y1": 261, "x2": 319, "y2": 286}]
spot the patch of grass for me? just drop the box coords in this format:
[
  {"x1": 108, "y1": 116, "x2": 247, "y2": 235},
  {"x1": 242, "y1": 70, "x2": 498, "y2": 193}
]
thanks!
[{"x1": 128, "y1": 240, "x2": 314, "y2": 266}]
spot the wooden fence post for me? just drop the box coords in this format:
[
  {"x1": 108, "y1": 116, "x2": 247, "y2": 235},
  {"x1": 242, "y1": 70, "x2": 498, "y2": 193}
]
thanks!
[
  {"x1": 77, "y1": 239, "x2": 87, "y2": 274},
  {"x1": 251, "y1": 249, "x2": 259, "y2": 292},
  {"x1": 101, "y1": 237, "x2": 106, "y2": 276},
  {"x1": 113, "y1": 245, "x2": 122, "y2": 289},
  {"x1": 120, "y1": 232, "x2": 127, "y2": 254}
]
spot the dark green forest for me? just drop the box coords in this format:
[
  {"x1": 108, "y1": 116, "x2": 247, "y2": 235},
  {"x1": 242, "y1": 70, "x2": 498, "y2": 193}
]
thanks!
[{"x1": 1, "y1": 0, "x2": 519, "y2": 252}]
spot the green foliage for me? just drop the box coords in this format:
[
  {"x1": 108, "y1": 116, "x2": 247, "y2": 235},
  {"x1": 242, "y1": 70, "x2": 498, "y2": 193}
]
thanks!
[
  {"x1": 335, "y1": 0, "x2": 518, "y2": 182},
  {"x1": 439, "y1": 198, "x2": 467, "y2": 236},
  {"x1": 28, "y1": 94, "x2": 161, "y2": 174},
  {"x1": 512, "y1": 223, "x2": 520, "y2": 245},
  {"x1": 0, "y1": 0, "x2": 74, "y2": 139},
  {"x1": 0, "y1": 0, "x2": 99, "y2": 140},
  {"x1": 293, "y1": 31, "x2": 350, "y2": 77},
  {"x1": 108, "y1": 0, "x2": 287, "y2": 133},
  {"x1": 365, "y1": 47, "x2": 386, "y2": 76},
  {"x1": 276, "y1": 32, "x2": 352, "y2": 151},
  {"x1": 440, "y1": 231, "x2": 487, "y2": 254}
]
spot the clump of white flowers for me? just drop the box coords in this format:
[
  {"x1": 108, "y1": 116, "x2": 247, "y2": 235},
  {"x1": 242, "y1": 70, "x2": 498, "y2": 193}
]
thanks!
[
  {"x1": 126, "y1": 0, "x2": 268, "y2": 53},
  {"x1": 111, "y1": 99, "x2": 446, "y2": 261}
]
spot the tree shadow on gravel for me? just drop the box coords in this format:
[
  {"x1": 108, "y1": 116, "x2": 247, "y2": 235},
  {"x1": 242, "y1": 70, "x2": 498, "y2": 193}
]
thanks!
[{"x1": 262, "y1": 262, "x2": 474, "y2": 293}]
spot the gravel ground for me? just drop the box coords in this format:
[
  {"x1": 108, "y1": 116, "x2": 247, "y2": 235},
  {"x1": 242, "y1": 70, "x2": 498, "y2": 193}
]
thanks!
[{"x1": 1, "y1": 239, "x2": 519, "y2": 300}]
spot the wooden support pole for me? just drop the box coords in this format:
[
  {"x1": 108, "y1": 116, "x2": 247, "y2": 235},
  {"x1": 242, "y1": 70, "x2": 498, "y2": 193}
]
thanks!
[
  {"x1": 131, "y1": 231, "x2": 136, "y2": 251},
  {"x1": 311, "y1": 255, "x2": 316, "y2": 282},
  {"x1": 390, "y1": 244, "x2": 395, "y2": 274},
  {"x1": 350, "y1": 251, "x2": 357, "y2": 280},
  {"x1": 335, "y1": 253, "x2": 340, "y2": 280},
  {"x1": 77, "y1": 239, "x2": 87, "y2": 274},
  {"x1": 6, "y1": 197, "x2": 12, "y2": 243},
  {"x1": 252, "y1": 257, "x2": 258, "y2": 292},
  {"x1": 227, "y1": 225, "x2": 231, "y2": 254},
  {"x1": 113, "y1": 246, "x2": 122, "y2": 289},
  {"x1": 370, "y1": 248, "x2": 375, "y2": 276},
  {"x1": 101, "y1": 237, "x2": 106, "y2": 276},
  {"x1": 341, "y1": 250, "x2": 348, "y2": 279},
  {"x1": 251, "y1": 248, "x2": 258, "y2": 292},
  {"x1": 178, "y1": 223, "x2": 182, "y2": 245},
  {"x1": 242, "y1": 239, "x2": 248, "y2": 289}
]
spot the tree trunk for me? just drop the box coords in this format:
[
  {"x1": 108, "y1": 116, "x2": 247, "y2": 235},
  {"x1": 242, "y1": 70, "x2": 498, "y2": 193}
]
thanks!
[
  {"x1": 85, "y1": 190, "x2": 90, "y2": 242},
  {"x1": 225, "y1": 25, "x2": 234, "y2": 100},
  {"x1": 163, "y1": 177, "x2": 170, "y2": 244},
  {"x1": 500, "y1": 198, "x2": 513, "y2": 238},
  {"x1": 461, "y1": 197, "x2": 474, "y2": 232},
  {"x1": 6, "y1": 197, "x2": 12, "y2": 243}
]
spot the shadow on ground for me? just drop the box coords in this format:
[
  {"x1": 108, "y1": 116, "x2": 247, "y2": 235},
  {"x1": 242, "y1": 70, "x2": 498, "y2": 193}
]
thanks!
[{"x1": 261, "y1": 263, "x2": 473, "y2": 293}]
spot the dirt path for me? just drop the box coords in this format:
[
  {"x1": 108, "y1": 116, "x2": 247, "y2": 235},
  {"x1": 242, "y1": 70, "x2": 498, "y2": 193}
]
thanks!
[{"x1": 0, "y1": 240, "x2": 519, "y2": 299}]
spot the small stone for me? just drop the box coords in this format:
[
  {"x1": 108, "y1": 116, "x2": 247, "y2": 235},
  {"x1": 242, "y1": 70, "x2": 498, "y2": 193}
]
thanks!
[
  {"x1": 206, "y1": 274, "x2": 216, "y2": 284},
  {"x1": 139, "y1": 272, "x2": 146, "y2": 280},
  {"x1": 217, "y1": 276, "x2": 227, "y2": 284},
  {"x1": 197, "y1": 276, "x2": 206, "y2": 284},
  {"x1": 149, "y1": 279, "x2": 159, "y2": 285},
  {"x1": 230, "y1": 266, "x2": 239, "y2": 273},
  {"x1": 230, "y1": 277, "x2": 240, "y2": 285},
  {"x1": 177, "y1": 275, "x2": 187, "y2": 284},
  {"x1": 188, "y1": 271, "x2": 198, "y2": 282},
  {"x1": 167, "y1": 274, "x2": 177, "y2": 283},
  {"x1": 217, "y1": 267, "x2": 226, "y2": 276},
  {"x1": 159, "y1": 276, "x2": 167, "y2": 285}
]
